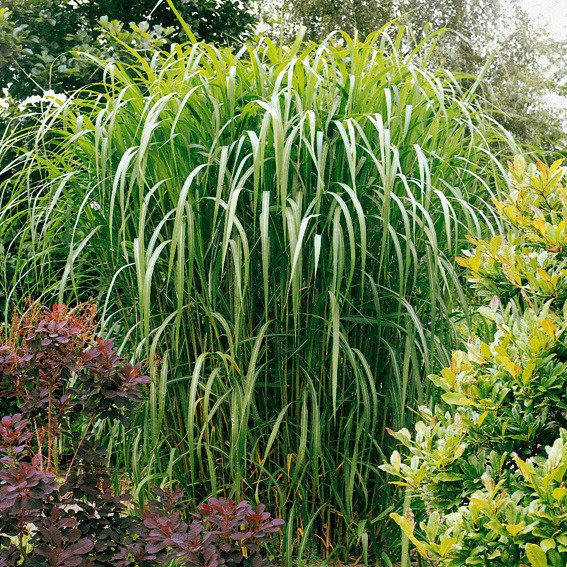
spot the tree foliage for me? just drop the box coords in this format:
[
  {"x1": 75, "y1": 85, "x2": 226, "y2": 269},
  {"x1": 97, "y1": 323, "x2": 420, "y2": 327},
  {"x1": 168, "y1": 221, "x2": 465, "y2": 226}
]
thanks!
[
  {"x1": 0, "y1": 0, "x2": 255, "y2": 98},
  {"x1": 263, "y1": 0, "x2": 566, "y2": 152}
]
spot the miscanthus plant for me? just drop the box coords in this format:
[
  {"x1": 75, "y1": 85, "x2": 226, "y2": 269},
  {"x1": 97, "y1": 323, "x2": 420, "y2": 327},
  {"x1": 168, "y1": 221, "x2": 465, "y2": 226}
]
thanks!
[
  {"x1": 0, "y1": 23, "x2": 516, "y2": 559},
  {"x1": 381, "y1": 157, "x2": 567, "y2": 566}
]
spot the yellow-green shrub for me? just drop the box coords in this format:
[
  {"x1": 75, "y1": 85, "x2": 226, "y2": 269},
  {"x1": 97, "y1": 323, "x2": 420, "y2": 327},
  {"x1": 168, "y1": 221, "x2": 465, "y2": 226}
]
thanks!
[{"x1": 381, "y1": 157, "x2": 567, "y2": 566}]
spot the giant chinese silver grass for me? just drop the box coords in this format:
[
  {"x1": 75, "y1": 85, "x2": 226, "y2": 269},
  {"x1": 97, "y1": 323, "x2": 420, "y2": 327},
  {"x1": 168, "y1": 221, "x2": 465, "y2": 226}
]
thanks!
[{"x1": 0, "y1": 25, "x2": 517, "y2": 561}]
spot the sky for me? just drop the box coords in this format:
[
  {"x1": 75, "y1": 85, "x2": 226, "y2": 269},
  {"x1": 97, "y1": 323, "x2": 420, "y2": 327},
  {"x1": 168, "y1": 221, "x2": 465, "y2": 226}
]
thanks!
[{"x1": 519, "y1": 0, "x2": 567, "y2": 39}]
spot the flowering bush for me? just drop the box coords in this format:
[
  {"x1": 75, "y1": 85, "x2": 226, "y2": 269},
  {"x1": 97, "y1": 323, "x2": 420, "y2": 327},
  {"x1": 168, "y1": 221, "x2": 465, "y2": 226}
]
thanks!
[
  {"x1": 381, "y1": 157, "x2": 567, "y2": 566},
  {"x1": 0, "y1": 304, "x2": 282, "y2": 566}
]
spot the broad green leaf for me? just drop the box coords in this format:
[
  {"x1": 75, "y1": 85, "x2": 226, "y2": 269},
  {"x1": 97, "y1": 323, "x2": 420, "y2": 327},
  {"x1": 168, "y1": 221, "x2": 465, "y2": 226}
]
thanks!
[{"x1": 525, "y1": 543, "x2": 547, "y2": 567}]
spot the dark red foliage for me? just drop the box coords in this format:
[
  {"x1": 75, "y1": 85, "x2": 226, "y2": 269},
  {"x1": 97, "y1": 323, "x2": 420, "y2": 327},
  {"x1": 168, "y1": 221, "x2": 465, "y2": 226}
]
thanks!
[
  {"x1": 0, "y1": 303, "x2": 149, "y2": 424},
  {"x1": 0, "y1": 304, "x2": 282, "y2": 566},
  {"x1": 0, "y1": 462, "x2": 57, "y2": 526},
  {"x1": 0, "y1": 304, "x2": 146, "y2": 565},
  {"x1": 115, "y1": 491, "x2": 283, "y2": 566},
  {"x1": 0, "y1": 413, "x2": 31, "y2": 464},
  {"x1": 34, "y1": 508, "x2": 95, "y2": 567}
]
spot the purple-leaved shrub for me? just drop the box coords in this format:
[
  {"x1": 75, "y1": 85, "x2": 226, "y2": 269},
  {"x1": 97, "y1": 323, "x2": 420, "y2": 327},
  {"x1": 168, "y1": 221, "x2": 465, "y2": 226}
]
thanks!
[{"x1": 0, "y1": 304, "x2": 282, "y2": 566}]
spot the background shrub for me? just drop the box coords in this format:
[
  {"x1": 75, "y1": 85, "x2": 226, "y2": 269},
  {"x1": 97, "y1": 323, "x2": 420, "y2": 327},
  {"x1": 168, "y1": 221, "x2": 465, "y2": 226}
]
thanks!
[
  {"x1": 0, "y1": 0, "x2": 256, "y2": 99},
  {"x1": 381, "y1": 157, "x2": 567, "y2": 565}
]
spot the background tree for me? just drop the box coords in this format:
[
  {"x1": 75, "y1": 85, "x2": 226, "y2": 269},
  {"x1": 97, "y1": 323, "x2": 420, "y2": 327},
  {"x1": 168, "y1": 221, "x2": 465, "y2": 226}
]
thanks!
[
  {"x1": 258, "y1": 0, "x2": 566, "y2": 154},
  {"x1": 0, "y1": 0, "x2": 256, "y2": 99}
]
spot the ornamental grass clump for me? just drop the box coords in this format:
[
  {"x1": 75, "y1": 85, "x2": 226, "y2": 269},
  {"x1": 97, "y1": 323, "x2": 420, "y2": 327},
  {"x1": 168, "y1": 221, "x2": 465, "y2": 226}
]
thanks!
[
  {"x1": 0, "y1": 23, "x2": 518, "y2": 558},
  {"x1": 0, "y1": 304, "x2": 282, "y2": 566},
  {"x1": 381, "y1": 156, "x2": 567, "y2": 566}
]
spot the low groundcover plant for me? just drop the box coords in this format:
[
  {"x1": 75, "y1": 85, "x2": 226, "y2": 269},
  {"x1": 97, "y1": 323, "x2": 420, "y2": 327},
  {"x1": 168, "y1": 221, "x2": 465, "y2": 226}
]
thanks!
[
  {"x1": 381, "y1": 157, "x2": 567, "y2": 566},
  {"x1": 0, "y1": 304, "x2": 282, "y2": 566}
]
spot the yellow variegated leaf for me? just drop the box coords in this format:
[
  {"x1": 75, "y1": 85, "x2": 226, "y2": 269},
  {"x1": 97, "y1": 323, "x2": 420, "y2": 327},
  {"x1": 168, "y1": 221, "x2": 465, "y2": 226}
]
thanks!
[
  {"x1": 505, "y1": 522, "x2": 525, "y2": 536},
  {"x1": 496, "y1": 355, "x2": 522, "y2": 379},
  {"x1": 480, "y1": 342, "x2": 492, "y2": 361},
  {"x1": 533, "y1": 218, "x2": 547, "y2": 236},
  {"x1": 469, "y1": 497, "x2": 491, "y2": 512},
  {"x1": 525, "y1": 543, "x2": 548, "y2": 567},
  {"x1": 541, "y1": 318, "x2": 557, "y2": 339},
  {"x1": 439, "y1": 537, "x2": 457, "y2": 557},
  {"x1": 389, "y1": 513, "x2": 429, "y2": 559},
  {"x1": 537, "y1": 268, "x2": 553, "y2": 283},
  {"x1": 440, "y1": 367, "x2": 456, "y2": 387},
  {"x1": 492, "y1": 198, "x2": 505, "y2": 214},
  {"x1": 522, "y1": 362, "x2": 536, "y2": 385},
  {"x1": 529, "y1": 333, "x2": 544, "y2": 353},
  {"x1": 540, "y1": 539, "x2": 555, "y2": 553},
  {"x1": 450, "y1": 350, "x2": 465, "y2": 371},
  {"x1": 489, "y1": 234, "x2": 503, "y2": 253},
  {"x1": 513, "y1": 454, "x2": 535, "y2": 481},
  {"x1": 455, "y1": 256, "x2": 469, "y2": 268},
  {"x1": 442, "y1": 392, "x2": 474, "y2": 406},
  {"x1": 468, "y1": 255, "x2": 482, "y2": 272},
  {"x1": 477, "y1": 410, "x2": 489, "y2": 427}
]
